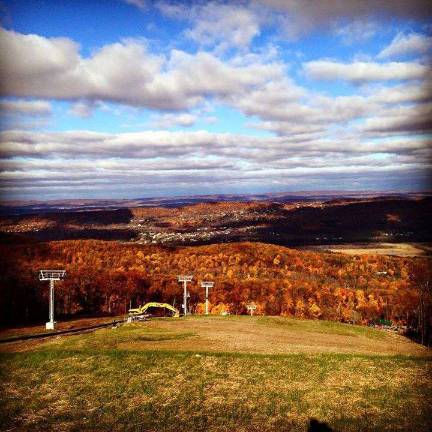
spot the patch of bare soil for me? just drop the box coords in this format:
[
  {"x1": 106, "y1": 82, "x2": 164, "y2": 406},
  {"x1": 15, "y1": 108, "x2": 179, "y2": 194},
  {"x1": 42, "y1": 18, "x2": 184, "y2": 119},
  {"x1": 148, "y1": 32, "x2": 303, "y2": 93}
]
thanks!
[
  {"x1": 0, "y1": 316, "x2": 119, "y2": 340},
  {"x1": 304, "y1": 242, "x2": 432, "y2": 257},
  {"x1": 117, "y1": 317, "x2": 430, "y2": 357}
]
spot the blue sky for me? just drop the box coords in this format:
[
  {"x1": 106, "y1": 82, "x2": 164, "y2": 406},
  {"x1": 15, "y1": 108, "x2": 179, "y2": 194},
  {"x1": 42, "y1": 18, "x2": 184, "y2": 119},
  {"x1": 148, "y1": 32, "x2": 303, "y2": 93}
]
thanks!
[{"x1": 0, "y1": 0, "x2": 431, "y2": 199}]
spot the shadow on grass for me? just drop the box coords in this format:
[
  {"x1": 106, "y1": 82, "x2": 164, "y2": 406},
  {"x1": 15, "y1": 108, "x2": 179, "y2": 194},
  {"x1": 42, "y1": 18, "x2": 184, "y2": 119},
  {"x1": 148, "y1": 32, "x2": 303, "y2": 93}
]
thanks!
[{"x1": 308, "y1": 418, "x2": 334, "y2": 432}]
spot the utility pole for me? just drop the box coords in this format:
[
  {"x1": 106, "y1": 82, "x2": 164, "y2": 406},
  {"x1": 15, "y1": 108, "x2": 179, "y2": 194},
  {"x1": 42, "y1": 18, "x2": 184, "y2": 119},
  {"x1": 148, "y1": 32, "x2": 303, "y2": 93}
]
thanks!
[
  {"x1": 39, "y1": 270, "x2": 66, "y2": 330},
  {"x1": 178, "y1": 275, "x2": 193, "y2": 315},
  {"x1": 201, "y1": 281, "x2": 214, "y2": 315}
]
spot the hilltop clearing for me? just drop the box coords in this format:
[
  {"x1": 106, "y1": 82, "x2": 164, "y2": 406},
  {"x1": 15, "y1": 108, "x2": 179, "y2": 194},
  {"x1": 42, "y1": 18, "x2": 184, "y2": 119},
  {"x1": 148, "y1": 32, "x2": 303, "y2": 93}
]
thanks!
[{"x1": 1, "y1": 316, "x2": 430, "y2": 432}]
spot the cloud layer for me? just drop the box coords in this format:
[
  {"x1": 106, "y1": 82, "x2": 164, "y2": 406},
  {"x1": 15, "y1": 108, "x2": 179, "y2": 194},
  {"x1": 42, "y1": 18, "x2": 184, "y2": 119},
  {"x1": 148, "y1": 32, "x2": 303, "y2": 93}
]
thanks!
[
  {"x1": 378, "y1": 32, "x2": 432, "y2": 59},
  {"x1": 304, "y1": 60, "x2": 429, "y2": 83},
  {"x1": 0, "y1": 0, "x2": 431, "y2": 199},
  {"x1": 0, "y1": 28, "x2": 281, "y2": 111},
  {"x1": 1, "y1": 128, "x2": 429, "y2": 198}
]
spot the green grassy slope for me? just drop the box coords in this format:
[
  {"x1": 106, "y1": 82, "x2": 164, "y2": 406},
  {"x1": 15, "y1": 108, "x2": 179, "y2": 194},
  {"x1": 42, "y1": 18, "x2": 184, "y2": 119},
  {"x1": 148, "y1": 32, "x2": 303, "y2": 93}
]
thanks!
[{"x1": 1, "y1": 316, "x2": 431, "y2": 432}]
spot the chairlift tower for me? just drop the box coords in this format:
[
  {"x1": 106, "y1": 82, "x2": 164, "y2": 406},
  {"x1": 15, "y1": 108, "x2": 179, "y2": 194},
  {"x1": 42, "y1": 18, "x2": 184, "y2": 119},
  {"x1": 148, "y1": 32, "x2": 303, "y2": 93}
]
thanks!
[
  {"x1": 39, "y1": 270, "x2": 66, "y2": 330},
  {"x1": 247, "y1": 303, "x2": 257, "y2": 316},
  {"x1": 178, "y1": 275, "x2": 193, "y2": 315},
  {"x1": 201, "y1": 281, "x2": 214, "y2": 315}
]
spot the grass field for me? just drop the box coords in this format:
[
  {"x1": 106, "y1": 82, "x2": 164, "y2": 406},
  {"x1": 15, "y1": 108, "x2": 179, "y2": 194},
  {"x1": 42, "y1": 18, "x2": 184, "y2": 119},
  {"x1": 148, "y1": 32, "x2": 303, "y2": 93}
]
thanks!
[
  {"x1": 1, "y1": 316, "x2": 431, "y2": 431},
  {"x1": 302, "y1": 242, "x2": 432, "y2": 257}
]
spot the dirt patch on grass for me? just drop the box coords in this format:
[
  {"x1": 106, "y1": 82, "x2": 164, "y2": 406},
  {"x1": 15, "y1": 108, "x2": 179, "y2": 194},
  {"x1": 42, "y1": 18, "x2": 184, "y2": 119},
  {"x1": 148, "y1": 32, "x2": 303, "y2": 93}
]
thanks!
[
  {"x1": 114, "y1": 317, "x2": 428, "y2": 357},
  {"x1": 0, "y1": 316, "x2": 120, "y2": 340},
  {"x1": 304, "y1": 242, "x2": 432, "y2": 257},
  {"x1": 2, "y1": 316, "x2": 429, "y2": 358}
]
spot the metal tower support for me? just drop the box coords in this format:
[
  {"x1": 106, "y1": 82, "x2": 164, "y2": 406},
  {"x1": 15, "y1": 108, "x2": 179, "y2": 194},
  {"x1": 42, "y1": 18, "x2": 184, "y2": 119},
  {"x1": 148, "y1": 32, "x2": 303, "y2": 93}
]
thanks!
[
  {"x1": 39, "y1": 270, "x2": 66, "y2": 330},
  {"x1": 178, "y1": 275, "x2": 193, "y2": 315},
  {"x1": 201, "y1": 281, "x2": 214, "y2": 315},
  {"x1": 49, "y1": 279, "x2": 55, "y2": 326}
]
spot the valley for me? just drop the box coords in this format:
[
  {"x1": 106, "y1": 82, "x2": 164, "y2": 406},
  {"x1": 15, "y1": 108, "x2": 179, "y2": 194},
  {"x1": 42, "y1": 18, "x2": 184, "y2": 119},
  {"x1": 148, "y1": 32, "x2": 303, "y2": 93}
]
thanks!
[{"x1": 1, "y1": 194, "x2": 431, "y2": 251}]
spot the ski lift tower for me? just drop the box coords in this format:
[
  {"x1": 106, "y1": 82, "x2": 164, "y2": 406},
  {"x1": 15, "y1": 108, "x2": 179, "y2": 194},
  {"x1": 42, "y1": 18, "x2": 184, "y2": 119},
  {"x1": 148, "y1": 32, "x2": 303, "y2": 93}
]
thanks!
[
  {"x1": 178, "y1": 275, "x2": 193, "y2": 315},
  {"x1": 201, "y1": 281, "x2": 214, "y2": 315},
  {"x1": 39, "y1": 270, "x2": 66, "y2": 330},
  {"x1": 247, "y1": 303, "x2": 257, "y2": 316}
]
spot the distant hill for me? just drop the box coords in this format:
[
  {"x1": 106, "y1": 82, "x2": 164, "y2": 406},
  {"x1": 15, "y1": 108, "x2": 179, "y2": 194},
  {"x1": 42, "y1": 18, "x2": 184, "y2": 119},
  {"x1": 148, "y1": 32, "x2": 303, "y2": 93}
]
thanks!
[
  {"x1": 0, "y1": 191, "x2": 428, "y2": 216},
  {"x1": 0, "y1": 195, "x2": 430, "y2": 246}
]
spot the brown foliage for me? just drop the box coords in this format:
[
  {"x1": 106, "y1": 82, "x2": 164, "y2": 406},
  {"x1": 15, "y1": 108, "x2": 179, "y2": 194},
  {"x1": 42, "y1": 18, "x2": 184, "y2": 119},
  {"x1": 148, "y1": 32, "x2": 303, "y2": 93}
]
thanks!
[{"x1": 0, "y1": 239, "x2": 426, "y2": 328}]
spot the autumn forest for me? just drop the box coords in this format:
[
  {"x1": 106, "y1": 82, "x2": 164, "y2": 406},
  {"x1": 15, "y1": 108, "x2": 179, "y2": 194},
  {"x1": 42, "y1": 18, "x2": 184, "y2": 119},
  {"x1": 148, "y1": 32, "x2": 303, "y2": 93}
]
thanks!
[{"x1": 1, "y1": 238, "x2": 430, "y2": 343}]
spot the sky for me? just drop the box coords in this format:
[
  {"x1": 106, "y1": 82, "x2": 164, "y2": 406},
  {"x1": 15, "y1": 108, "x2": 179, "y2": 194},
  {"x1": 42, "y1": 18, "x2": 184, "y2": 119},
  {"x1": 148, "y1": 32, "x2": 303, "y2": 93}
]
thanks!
[{"x1": 0, "y1": 0, "x2": 431, "y2": 200}]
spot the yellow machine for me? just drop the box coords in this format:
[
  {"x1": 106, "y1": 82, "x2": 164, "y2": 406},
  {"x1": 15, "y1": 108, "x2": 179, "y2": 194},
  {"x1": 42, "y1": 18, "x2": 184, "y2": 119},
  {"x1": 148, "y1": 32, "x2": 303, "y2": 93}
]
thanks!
[{"x1": 128, "y1": 302, "x2": 180, "y2": 319}]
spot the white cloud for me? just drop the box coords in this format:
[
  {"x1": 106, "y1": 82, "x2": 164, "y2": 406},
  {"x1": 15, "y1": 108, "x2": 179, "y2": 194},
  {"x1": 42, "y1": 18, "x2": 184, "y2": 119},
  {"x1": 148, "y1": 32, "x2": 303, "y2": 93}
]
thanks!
[
  {"x1": 304, "y1": 60, "x2": 429, "y2": 82},
  {"x1": 139, "y1": 0, "x2": 432, "y2": 54},
  {"x1": 69, "y1": 101, "x2": 95, "y2": 119},
  {"x1": 1, "y1": 128, "x2": 428, "y2": 160},
  {"x1": 361, "y1": 103, "x2": 432, "y2": 135},
  {"x1": 1, "y1": 127, "x2": 429, "y2": 198},
  {"x1": 0, "y1": 99, "x2": 51, "y2": 116},
  {"x1": 122, "y1": 0, "x2": 147, "y2": 10},
  {"x1": 378, "y1": 32, "x2": 432, "y2": 59},
  {"x1": 335, "y1": 20, "x2": 378, "y2": 44},
  {"x1": 368, "y1": 82, "x2": 432, "y2": 104},
  {"x1": 258, "y1": 0, "x2": 432, "y2": 39},
  {"x1": 0, "y1": 28, "x2": 282, "y2": 110},
  {"x1": 185, "y1": 3, "x2": 261, "y2": 51},
  {"x1": 148, "y1": 113, "x2": 197, "y2": 128},
  {"x1": 156, "y1": 2, "x2": 263, "y2": 51},
  {"x1": 155, "y1": 1, "x2": 189, "y2": 18}
]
